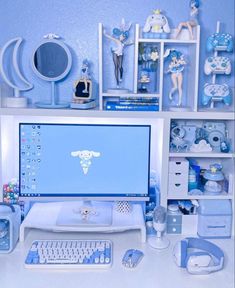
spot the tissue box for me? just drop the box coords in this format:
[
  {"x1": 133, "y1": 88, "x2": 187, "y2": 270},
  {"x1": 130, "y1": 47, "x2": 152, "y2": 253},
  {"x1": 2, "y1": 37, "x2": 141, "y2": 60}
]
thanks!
[{"x1": 197, "y1": 200, "x2": 232, "y2": 238}]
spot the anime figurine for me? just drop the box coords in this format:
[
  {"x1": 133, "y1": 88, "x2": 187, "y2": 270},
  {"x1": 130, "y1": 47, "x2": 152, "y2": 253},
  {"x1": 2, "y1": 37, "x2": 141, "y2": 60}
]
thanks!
[
  {"x1": 103, "y1": 19, "x2": 133, "y2": 88},
  {"x1": 80, "y1": 59, "x2": 91, "y2": 93},
  {"x1": 175, "y1": 0, "x2": 200, "y2": 39},
  {"x1": 138, "y1": 70, "x2": 150, "y2": 93},
  {"x1": 164, "y1": 49, "x2": 187, "y2": 107}
]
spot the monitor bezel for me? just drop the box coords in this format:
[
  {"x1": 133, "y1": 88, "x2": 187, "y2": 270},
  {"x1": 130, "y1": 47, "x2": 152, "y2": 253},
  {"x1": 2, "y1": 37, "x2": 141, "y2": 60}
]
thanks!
[{"x1": 19, "y1": 123, "x2": 151, "y2": 201}]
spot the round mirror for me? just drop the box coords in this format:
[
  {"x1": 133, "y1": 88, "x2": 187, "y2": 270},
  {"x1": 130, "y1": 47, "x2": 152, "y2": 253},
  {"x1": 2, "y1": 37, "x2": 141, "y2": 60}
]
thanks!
[
  {"x1": 32, "y1": 39, "x2": 72, "y2": 82},
  {"x1": 32, "y1": 37, "x2": 72, "y2": 108}
]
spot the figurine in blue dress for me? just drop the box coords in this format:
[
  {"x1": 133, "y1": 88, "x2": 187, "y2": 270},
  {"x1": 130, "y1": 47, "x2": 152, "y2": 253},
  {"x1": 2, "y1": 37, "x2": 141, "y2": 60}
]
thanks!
[
  {"x1": 80, "y1": 59, "x2": 91, "y2": 93},
  {"x1": 164, "y1": 49, "x2": 187, "y2": 106},
  {"x1": 104, "y1": 19, "x2": 133, "y2": 88},
  {"x1": 175, "y1": 0, "x2": 200, "y2": 39}
]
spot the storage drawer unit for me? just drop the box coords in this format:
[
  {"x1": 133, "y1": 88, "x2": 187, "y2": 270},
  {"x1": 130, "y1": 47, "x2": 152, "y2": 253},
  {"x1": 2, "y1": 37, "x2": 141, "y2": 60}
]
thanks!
[
  {"x1": 168, "y1": 158, "x2": 189, "y2": 196},
  {"x1": 167, "y1": 214, "x2": 182, "y2": 234}
]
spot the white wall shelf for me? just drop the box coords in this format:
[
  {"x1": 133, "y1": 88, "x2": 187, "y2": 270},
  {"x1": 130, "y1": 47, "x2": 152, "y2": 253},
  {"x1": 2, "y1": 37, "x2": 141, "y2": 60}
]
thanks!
[
  {"x1": 101, "y1": 92, "x2": 160, "y2": 98},
  {"x1": 1, "y1": 108, "x2": 234, "y2": 119},
  {"x1": 168, "y1": 193, "x2": 233, "y2": 200},
  {"x1": 138, "y1": 38, "x2": 198, "y2": 44},
  {"x1": 169, "y1": 152, "x2": 235, "y2": 158}
]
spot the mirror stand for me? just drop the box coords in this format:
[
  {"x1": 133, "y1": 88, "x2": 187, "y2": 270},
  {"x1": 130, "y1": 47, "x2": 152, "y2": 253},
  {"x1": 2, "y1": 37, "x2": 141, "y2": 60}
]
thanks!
[{"x1": 36, "y1": 81, "x2": 70, "y2": 108}]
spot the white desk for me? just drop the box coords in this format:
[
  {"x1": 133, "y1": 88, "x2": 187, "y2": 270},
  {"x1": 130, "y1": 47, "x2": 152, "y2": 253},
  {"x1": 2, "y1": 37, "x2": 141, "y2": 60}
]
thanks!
[{"x1": 0, "y1": 230, "x2": 234, "y2": 288}]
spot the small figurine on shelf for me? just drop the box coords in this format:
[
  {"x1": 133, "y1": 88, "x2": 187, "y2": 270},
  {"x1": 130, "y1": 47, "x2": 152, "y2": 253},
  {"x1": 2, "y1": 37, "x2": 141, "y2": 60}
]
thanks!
[
  {"x1": 174, "y1": 0, "x2": 200, "y2": 40},
  {"x1": 138, "y1": 70, "x2": 150, "y2": 93},
  {"x1": 164, "y1": 49, "x2": 187, "y2": 107},
  {"x1": 70, "y1": 59, "x2": 96, "y2": 110},
  {"x1": 80, "y1": 59, "x2": 91, "y2": 93},
  {"x1": 103, "y1": 19, "x2": 133, "y2": 90}
]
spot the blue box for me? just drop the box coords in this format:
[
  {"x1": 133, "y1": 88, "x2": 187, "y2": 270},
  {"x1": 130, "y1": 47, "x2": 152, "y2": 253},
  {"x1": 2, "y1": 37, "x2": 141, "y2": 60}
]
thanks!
[{"x1": 197, "y1": 200, "x2": 232, "y2": 238}]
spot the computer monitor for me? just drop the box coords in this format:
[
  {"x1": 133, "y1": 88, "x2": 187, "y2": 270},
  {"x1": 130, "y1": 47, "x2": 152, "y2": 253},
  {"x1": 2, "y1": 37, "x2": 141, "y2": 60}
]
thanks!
[{"x1": 19, "y1": 123, "x2": 151, "y2": 202}]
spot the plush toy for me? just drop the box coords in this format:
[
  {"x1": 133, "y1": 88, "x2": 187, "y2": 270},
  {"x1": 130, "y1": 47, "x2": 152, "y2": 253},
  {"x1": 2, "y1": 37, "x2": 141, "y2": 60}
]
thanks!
[{"x1": 143, "y1": 9, "x2": 170, "y2": 36}]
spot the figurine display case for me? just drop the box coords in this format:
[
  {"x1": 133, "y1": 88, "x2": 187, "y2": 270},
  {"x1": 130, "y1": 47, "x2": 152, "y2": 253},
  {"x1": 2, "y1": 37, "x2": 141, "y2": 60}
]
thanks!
[{"x1": 99, "y1": 22, "x2": 200, "y2": 111}]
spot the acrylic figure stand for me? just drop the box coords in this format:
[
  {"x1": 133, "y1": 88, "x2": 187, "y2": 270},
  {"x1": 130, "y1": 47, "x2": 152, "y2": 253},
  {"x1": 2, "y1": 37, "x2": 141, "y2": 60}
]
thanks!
[
  {"x1": 103, "y1": 19, "x2": 133, "y2": 93},
  {"x1": 175, "y1": 0, "x2": 199, "y2": 40},
  {"x1": 164, "y1": 49, "x2": 188, "y2": 110}
]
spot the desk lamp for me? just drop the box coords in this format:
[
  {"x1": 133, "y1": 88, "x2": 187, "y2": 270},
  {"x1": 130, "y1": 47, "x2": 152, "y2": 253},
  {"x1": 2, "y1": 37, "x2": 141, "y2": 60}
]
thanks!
[{"x1": 0, "y1": 37, "x2": 33, "y2": 107}]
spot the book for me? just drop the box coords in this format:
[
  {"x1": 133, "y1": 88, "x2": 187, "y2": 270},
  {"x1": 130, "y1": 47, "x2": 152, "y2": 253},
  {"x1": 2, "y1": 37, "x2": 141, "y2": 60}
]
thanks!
[
  {"x1": 119, "y1": 96, "x2": 159, "y2": 104},
  {"x1": 105, "y1": 101, "x2": 159, "y2": 111}
]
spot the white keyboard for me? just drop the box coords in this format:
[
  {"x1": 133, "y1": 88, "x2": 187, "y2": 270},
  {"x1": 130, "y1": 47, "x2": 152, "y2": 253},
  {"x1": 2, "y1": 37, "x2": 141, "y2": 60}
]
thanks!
[{"x1": 25, "y1": 239, "x2": 112, "y2": 269}]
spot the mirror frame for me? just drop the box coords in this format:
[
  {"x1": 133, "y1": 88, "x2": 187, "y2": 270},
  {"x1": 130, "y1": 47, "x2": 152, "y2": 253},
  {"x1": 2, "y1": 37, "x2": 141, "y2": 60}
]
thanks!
[{"x1": 32, "y1": 39, "x2": 72, "y2": 82}]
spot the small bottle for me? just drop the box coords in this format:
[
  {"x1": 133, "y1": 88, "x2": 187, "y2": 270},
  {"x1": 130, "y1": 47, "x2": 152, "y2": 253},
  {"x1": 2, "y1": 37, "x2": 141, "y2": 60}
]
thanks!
[{"x1": 188, "y1": 167, "x2": 197, "y2": 191}]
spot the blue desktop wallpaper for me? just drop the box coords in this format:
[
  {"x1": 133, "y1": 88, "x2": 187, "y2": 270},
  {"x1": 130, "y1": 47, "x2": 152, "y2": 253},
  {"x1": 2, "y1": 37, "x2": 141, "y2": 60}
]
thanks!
[
  {"x1": 0, "y1": 0, "x2": 234, "y2": 106},
  {"x1": 19, "y1": 124, "x2": 150, "y2": 197}
]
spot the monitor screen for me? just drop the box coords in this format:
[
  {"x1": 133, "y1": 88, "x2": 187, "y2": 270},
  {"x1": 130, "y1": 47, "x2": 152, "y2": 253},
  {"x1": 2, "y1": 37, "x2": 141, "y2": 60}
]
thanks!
[{"x1": 19, "y1": 123, "x2": 151, "y2": 200}]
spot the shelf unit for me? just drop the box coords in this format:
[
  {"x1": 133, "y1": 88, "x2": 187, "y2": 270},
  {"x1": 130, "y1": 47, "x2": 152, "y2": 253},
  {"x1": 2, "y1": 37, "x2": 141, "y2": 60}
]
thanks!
[{"x1": 99, "y1": 23, "x2": 200, "y2": 112}]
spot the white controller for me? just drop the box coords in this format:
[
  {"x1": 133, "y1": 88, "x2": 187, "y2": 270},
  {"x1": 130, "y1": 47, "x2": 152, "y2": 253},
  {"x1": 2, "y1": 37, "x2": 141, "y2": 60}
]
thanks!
[{"x1": 204, "y1": 56, "x2": 231, "y2": 75}]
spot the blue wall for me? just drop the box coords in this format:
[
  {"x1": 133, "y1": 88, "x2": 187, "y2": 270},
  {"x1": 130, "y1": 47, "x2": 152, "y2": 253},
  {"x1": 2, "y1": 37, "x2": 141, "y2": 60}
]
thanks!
[{"x1": 0, "y1": 0, "x2": 234, "y2": 105}]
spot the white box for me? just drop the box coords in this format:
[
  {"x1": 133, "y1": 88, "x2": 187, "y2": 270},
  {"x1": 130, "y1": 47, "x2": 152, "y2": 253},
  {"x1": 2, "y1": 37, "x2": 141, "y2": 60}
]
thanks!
[{"x1": 182, "y1": 215, "x2": 198, "y2": 235}]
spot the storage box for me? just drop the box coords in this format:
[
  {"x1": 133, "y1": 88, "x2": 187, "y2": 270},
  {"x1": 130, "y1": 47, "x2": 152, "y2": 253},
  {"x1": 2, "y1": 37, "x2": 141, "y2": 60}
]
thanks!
[
  {"x1": 197, "y1": 200, "x2": 232, "y2": 238},
  {"x1": 182, "y1": 215, "x2": 198, "y2": 235}
]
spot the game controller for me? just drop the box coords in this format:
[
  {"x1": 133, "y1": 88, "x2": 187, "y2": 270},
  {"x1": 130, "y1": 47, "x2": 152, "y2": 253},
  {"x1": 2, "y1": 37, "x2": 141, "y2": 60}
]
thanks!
[
  {"x1": 204, "y1": 56, "x2": 231, "y2": 75},
  {"x1": 202, "y1": 83, "x2": 232, "y2": 106},
  {"x1": 207, "y1": 33, "x2": 233, "y2": 52}
]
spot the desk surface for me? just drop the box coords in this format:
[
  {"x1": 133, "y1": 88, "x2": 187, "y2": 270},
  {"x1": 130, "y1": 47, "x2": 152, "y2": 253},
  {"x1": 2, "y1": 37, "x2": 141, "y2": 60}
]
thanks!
[{"x1": 0, "y1": 230, "x2": 234, "y2": 288}]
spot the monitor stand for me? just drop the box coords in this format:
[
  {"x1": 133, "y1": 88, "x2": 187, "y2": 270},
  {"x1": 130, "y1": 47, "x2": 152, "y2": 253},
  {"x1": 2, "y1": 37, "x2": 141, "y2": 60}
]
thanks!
[
  {"x1": 19, "y1": 201, "x2": 146, "y2": 242},
  {"x1": 56, "y1": 201, "x2": 112, "y2": 227}
]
